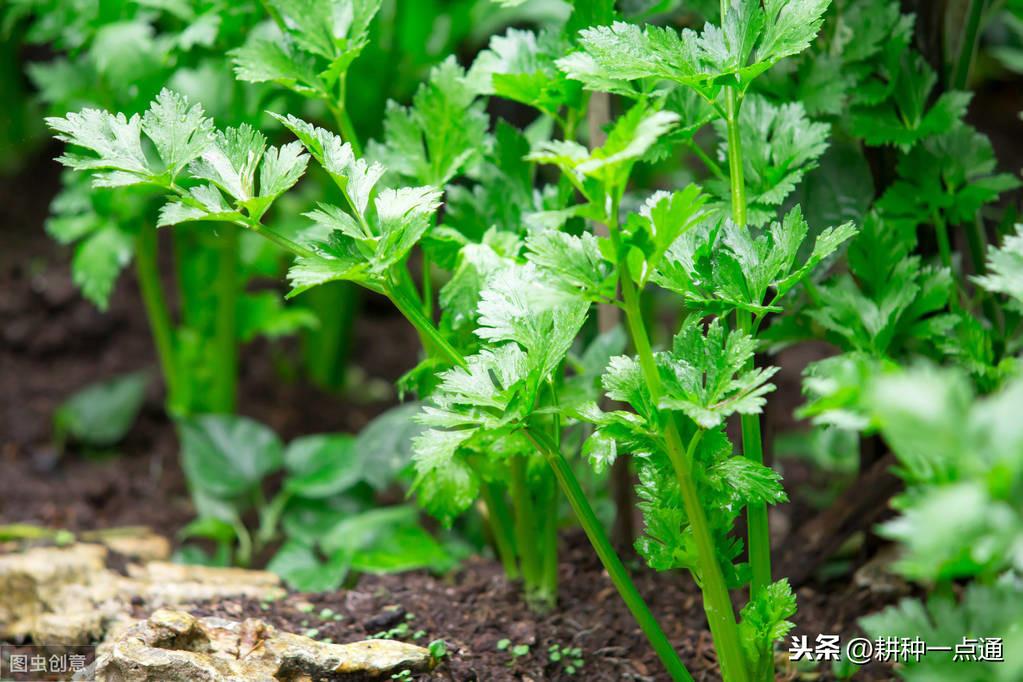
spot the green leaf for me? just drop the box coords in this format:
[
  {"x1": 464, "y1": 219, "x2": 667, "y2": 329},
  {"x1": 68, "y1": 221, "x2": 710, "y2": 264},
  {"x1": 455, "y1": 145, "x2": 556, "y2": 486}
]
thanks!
[
  {"x1": 879, "y1": 124, "x2": 1021, "y2": 227},
  {"x1": 738, "y1": 579, "x2": 798, "y2": 680},
  {"x1": 158, "y1": 185, "x2": 241, "y2": 227},
  {"x1": 272, "y1": 113, "x2": 384, "y2": 215},
  {"x1": 524, "y1": 229, "x2": 615, "y2": 302},
  {"x1": 369, "y1": 56, "x2": 487, "y2": 186},
  {"x1": 469, "y1": 29, "x2": 581, "y2": 115},
  {"x1": 267, "y1": 540, "x2": 350, "y2": 592},
  {"x1": 236, "y1": 291, "x2": 319, "y2": 343},
  {"x1": 47, "y1": 109, "x2": 152, "y2": 187},
  {"x1": 709, "y1": 95, "x2": 829, "y2": 222},
  {"x1": 353, "y1": 402, "x2": 426, "y2": 490},
  {"x1": 54, "y1": 372, "x2": 148, "y2": 448},
  {"x1": 263, "y1": 0, "x2": 381, "y2": 62},
  {"x1": 230, "y1": 37, "x2": 323, "y2": 96},
  {"x1": 860, "y1": 582, "x2": 1023, "y2": 682},
  {"x1": 878, "y1": 482, "x2": 1017, "y2": 581},
  {"x1": 476, "y1": 264, "x2": 590, "y2": 379},
  {"x1": 140, "y1": 89, "x2": 215, "y2": 178},
  {"x1": 189, "y1": 124, "x2": 266, "y2": 202},
  {"x1": 869, "y1": 366, "x2": 972, "y2": 484},
  {"x1": 440, "y1": 242, "x2": 517, "y2": 332},
  {"x1": 70, "y1": 225, "x2": 135, "y2": 310},
  {"x1": 975, "y1": 224, "x2": 1023, "y2": 310},
  {"x1": 373, "y1": 186, "x2": 443, "y2": 271},
  {"x1": 756, "y1": 0, "x2": 831, "y2": 67},
  {"x1": 321, "y1": 506, "x2": 451, "y2": 574},
  {"x1": 849, "y1": 53, "x2": 971, "y2": 150},
  {"x1": 617, "y1": 185, "x2": 708, "y2": 285},
  {"x1": 657, "y1": 317, "x2": 778, "y2": 429},
  {"x1": 655, "y1": 206, "x2": 856, "y2": 315},
  {"x1": 411, "y1": 428, "x2": 479, "y2": 526},
  {"x1": 258, "y1": 141, "x2": 310, "y2": 202},
  {"x1": 557, "y1": 21, "x2": 703, "y2": 96},
  {"x1": 178, "y1": 415, "x2": 284, "y2": 499},
  {"x1": 284, "y1": 434, "x2": 361, "y2": 498},
  {"x1": 529, "y1": 103, "x2": 678, "y2": 191},
  {"x1": 559, "y1": 0, "x2": 830, "y2": 94}
]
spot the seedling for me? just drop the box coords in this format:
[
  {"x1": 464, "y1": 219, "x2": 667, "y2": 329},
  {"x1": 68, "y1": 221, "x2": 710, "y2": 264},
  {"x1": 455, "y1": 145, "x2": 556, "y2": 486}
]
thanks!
[{"x1": 548, "y1": 643, "x2": 585, "y2": 675}]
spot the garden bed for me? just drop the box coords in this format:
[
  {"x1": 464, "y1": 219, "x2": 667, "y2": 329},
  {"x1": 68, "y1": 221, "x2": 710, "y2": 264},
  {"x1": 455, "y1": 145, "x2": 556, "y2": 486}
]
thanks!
[{"x1": 1, "y1": 237, "x2": 896, "y2": 681}]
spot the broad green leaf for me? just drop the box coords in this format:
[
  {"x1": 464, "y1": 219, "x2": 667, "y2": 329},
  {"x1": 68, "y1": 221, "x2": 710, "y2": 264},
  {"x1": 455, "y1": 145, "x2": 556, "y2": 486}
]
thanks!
[
  {"x1": 320, "y1": 505, "x2": 451, "y2": 574},
  {"x1": 54, "y1": 372, "x2": 148, "y2": 448},
  {"x1": 178, "y1": 414, "x2": 284, "y2": 499},
  {"x1": 353, "y1": 402, "x2": 426, "y2": 490},
  {"x1": 267, "y1": 540, "x2": 350, "y2": 592},
  {"x1": 283, "y1": 434, "x2": 361, "y2": 498},
  {"x1": 71, "y1": 225, "x2": 135, "y2": 310}
]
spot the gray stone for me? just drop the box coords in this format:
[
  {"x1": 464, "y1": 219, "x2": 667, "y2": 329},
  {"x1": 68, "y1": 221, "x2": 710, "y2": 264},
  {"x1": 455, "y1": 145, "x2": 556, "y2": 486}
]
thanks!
[{"x1": 91, "y1": 609, "x2": 432, "y2": 681}]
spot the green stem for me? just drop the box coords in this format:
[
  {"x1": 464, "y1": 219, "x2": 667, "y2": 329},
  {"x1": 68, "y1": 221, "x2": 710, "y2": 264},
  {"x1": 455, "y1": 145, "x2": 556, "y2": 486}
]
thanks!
[
  {"x1": 212, "y1": 225, "x2": 239, "y2": 413},
  {"x1": 510, "y1": 456, "x2": 543, "y2": 596},
  {"x1": 480, "y1": 482, "x2": 520, "y2": 580},
  {"x1": 422, "y1": 252, "x2": 433, "y2": 319},
  {"x1": 965, "y1": 214, "x2": 988, "y2": 276},
  {"x1": 387, "y1": 280, "x2": 465, "y2": 369},
  {"x1": 246, "y1": 221, "x2": 317, "y2": 260},
  {"x1": 952, "y1": 0, "x2": 986, "y2": 90},
  {"x1": 524, "y1": 429, "x2": 693, "y2": 682},
  {"x1": 540, "y1": 472, "x2": 559, "y2": 606},
  {"x1": 723, "y1": 91, "x2": 746, "y2": 227},
  {"x1": 722, "y1": 47, "x2": 770, "y2": 678},
  {"x1": 610, "y1": 189, "x2": 748, "y2": 680},
  {"x1": 620, "y1": 273, "x2": 750, "y2": 682},
  {"x1": 332, "y1": 74, "x2": 363, "y2": 157},
  {"x1": 933, "y1": 210, "x2": 954, "y2": 272},
  {"x1": 135, "y1": 223, "x2": 182, "y2": 413},
  {"x1": 257, "y1": 490, "x2": 292, "y2": 546},
  {"x1": 738, "y1": 312, "x2": 771, "y2": 598}
]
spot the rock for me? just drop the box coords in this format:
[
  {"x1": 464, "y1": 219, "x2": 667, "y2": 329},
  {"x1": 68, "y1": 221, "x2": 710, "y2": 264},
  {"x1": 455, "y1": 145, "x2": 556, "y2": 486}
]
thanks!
[
  {"x1": 82, "y1": 527, "x2": 172, "y2": 562},
  {"x1": 0, "y1": 543, "x2": 108, "y2": 640},
  {"x1": 90, "y1": 609, "x2": 432, "y2": 681},
  {"x1": 130, "y1": 562, "x2": 285, "y2": 605},
  {"x1": 0, "y1": 537, "x2": 283, "y2": 645}
]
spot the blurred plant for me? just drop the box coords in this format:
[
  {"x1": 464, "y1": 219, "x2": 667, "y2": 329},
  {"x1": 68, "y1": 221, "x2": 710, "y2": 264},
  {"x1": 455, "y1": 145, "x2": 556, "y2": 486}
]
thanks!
[{"x1": 175, "y1": 407, "x2": 452, "y2": 589}]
